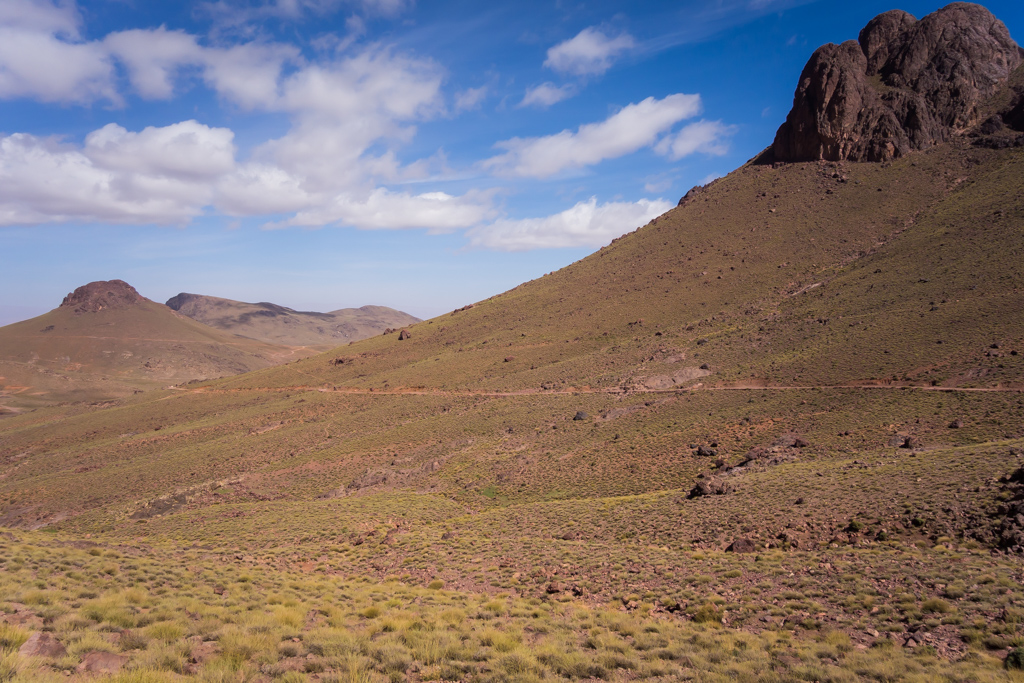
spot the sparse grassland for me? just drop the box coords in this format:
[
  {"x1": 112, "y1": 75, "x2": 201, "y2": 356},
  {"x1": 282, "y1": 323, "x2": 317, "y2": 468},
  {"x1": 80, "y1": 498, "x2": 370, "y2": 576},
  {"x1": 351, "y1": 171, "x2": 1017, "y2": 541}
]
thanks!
[{"x1": 2, "y1": 533, "x2": 1024, "y2": 682}]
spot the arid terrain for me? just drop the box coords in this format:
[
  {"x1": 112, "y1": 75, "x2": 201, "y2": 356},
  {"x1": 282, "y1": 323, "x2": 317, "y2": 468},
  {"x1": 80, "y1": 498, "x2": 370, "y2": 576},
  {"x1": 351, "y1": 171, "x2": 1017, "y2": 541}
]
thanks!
[
  {"x1": 1, "y1": 4, "x2": 1024, "y2": 682},
  {"x1": 0, "y1": 283, "x2": 420, "y2": 414},
  {"x1": 165, "y1": 294, "x2": 420, "y2": 350}
]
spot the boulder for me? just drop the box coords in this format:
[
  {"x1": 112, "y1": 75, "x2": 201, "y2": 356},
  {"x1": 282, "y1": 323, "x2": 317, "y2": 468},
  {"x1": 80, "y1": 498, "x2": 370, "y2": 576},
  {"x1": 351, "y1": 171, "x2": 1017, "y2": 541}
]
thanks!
[
  {"x1": 18, "y1": 632, "x2": 66, "y2": 658},
  {"x1": 726, "y1": 538, "x2": 757, "y2": 553},
  {"x1": 773, "y1": 3, "x2": 1022, "y2": 162},
  {"x1": 687, "y1": 478, "x2": 732, "y2": 499},
  {"x1": 78, "y1": 651, "x2": 128, "y2": 674},
  {"x1": 572, "y1": 411, "x2": 588, "y2": 421},
  {"x1": 398, "y1": 329, "x2": 411, "y2": 340}
]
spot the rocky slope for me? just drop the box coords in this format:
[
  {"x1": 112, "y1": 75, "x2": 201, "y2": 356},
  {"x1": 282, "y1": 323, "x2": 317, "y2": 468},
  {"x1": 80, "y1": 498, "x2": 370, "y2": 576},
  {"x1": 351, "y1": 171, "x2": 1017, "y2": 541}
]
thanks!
[
  {"x1": 165, "y1": 293, "x2": 420, "y2": 348},
  {"x1": 773, "y1": 2, "x2": 1023, "y2": 162}
]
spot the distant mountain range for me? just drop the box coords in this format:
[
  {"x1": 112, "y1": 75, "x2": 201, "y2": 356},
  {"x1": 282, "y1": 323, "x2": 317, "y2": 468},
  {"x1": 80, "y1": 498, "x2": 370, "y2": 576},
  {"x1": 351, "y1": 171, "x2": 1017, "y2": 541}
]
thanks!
[
  {"x1": 165, "y1": 293, "x2": 420, "y2": 349},
  {"x1": 0, "y1": 281, "x2": 419, "y2": 412}
]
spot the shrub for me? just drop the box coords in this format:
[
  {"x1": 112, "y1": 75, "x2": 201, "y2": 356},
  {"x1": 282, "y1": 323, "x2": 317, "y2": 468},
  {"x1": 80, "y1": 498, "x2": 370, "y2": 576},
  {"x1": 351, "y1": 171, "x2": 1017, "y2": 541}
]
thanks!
[
  {"x1": 0, "y1": 624, "x2": 28, "y2": 651},
  {"x1": 921, "y1": 598, "x2": 951, "y2": 614},
  {"x1": 1007, "y1": 647, "x2": 1024, "y2": 670},
  {"x1": 691, "y1": 605, "x2": 722, "y2": 624}
]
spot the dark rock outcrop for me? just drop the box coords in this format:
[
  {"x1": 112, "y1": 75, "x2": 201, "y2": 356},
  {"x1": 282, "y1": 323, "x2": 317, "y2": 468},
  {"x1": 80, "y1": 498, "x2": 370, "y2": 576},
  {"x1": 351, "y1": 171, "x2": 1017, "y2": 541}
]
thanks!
[
  {"x1": 60, "y1": 279, "x2": 144, "y2": 314},
  {"x1": 773, "y1": 3, "x2": 1022, "y2": 162},
  {"x1": 726, "y1": 538, "x2": 757, "y2": 553},
  {"x1": 687, "y1": 478, "x2": 732, "y2": 499}
]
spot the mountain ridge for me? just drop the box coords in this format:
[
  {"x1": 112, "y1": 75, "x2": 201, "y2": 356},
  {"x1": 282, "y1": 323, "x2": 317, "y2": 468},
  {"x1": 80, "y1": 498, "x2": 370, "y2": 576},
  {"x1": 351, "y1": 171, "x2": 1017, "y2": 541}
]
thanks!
[{"x1": 165, "y1": 292, "x2": 421, "y2": 348}]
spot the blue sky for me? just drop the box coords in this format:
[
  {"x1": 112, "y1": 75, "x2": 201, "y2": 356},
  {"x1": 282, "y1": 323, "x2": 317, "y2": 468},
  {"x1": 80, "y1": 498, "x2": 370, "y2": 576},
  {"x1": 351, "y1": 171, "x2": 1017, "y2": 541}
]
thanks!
[{"x1": 1, "y1": 0, "x2": 1021, "y2": 324}]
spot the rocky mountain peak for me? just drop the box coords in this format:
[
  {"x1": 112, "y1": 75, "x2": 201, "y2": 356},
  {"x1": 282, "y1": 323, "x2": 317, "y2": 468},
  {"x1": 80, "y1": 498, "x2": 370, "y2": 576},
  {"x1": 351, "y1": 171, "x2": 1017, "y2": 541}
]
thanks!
[
  {"x1": 164, "y1": 292, "x2": 200, "y2": 312},
  {"x1": 773, "y1": 2, "x2": 1023, "y2": 162},
  {"x1": 59, "y1": 280, "x2": 145, "y2": 314}
]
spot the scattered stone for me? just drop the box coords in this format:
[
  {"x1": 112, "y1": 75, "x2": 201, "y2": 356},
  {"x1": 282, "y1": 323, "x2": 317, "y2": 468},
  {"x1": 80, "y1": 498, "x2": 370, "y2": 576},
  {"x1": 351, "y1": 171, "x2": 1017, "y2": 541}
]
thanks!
[
  {"x1": 695, "y1": 445, "x2": 717, "y2": 457},
  {"x1": 546, "y1": 582, "x2": 562, "y2": 594},
  {"x1": 441, "y1": 531, "x2": 454, "y2": 540},
  {"x1": 18, "y1": 632, "x2": 66, "y2": 658},
  {"x1": 78, "y1": 651, "x2": 128, "y2": 674},
  {"x1": 949, "y1": 419, "x2": 964, "y2": 429},
  {"x1": 504, "y1": 356, "x2": 515, "y2": 362}
]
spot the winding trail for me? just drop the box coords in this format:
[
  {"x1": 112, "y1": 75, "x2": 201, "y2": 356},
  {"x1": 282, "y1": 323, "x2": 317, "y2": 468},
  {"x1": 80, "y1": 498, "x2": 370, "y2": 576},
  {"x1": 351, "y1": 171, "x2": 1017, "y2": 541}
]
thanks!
[{"x1": 163, "y1": 381, "x2": 1023, "y2": 398}]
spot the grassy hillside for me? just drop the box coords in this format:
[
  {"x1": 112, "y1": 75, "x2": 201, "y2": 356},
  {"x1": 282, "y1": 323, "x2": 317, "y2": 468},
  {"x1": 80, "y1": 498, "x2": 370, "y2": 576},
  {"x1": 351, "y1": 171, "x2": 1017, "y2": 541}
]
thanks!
[{"x1": 1, "y1": 96, "x2": 1024, "y2": 683}]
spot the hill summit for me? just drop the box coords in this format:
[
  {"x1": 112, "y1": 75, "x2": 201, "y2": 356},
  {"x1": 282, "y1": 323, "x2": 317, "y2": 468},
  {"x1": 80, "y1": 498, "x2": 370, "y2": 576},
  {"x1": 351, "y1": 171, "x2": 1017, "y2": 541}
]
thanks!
[
  {"x1": 58, "y1": 279, "x2": 144, "y2": 314},
  {"x1": 773, "y1": 2, "x2": 1023, "y2": 162}
]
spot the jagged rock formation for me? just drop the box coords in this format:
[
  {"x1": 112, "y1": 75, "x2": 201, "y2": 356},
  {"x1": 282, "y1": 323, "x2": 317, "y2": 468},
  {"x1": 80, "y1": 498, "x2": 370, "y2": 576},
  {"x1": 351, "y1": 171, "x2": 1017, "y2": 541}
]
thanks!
[
  {"x1": 59, "y1": 280, "x2": 144, "y2": 314},
  {"x1": 773, "y1": 3, "x2": 1022, "y2": 162}
]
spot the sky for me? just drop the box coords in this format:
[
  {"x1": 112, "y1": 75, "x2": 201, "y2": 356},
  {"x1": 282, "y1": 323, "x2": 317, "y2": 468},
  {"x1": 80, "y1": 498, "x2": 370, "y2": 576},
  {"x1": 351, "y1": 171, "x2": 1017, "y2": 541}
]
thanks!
[{"x1": 0, "y1": 0, "x2": 1022, "y2": 324}]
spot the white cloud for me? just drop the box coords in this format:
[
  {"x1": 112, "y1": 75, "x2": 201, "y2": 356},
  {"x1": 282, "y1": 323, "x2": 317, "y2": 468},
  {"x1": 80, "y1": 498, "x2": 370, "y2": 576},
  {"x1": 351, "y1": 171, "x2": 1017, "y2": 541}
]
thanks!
[
  {"x1": 84, "y1": 121, "x2": 237, "y2": 180},
  {"x1": 202, "y1": 41, "x2": 300, "y2": 109},
  {"x1": 454, "y1": 86, "x2": 487, "y2": 111},
  {"x1": 654, "y1": 120, "x2": 734, "y2": 160},
  {"x1": 484, "y1": 93, "x2": 703, "y2": 178},
  {"x1": 468, "y1": 197, "x2": 672, "y2": 251},
  {"x1": 276, "y1": 188, "x2": 493, "y2": 231},
  {"x1": 104, "y1": 28, "x2": 204, "y2": 99},
  {"x1": 519, "y1": 82, "x2": 575, "y2": 108},
  {"x1": 0, "y1": 131, "x2": 216, "y2": 225},
  {"x1": 0, "y1": 0, "x2": 80, "y2": 36},
  {"x1": 544, "y1": 27, "x2": 635, "y2": 77},
  {"x1": 0, "y1": 26, "x2": 116, "y2": 104}
]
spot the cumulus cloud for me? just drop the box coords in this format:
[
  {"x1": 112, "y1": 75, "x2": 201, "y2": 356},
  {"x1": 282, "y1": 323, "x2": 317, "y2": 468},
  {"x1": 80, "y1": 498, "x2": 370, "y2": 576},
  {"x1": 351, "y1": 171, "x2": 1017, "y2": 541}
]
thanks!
[
  {"x1": 0, "y1": 25, "x2": 116, "y2": 104},
  {"x1": 519, "y1": 82, "x2": 575, "y2": 108},
  {"x1": 544, "y1": 27, "x2": 635, "y2": 77},
  {"x1": 84, "y1": 121, "x2": 237, "y2": 180},
  {"x1": 654, "y1": 120, "x2": 735, "y2": 160},
  {"x1": 468, "y1": 197, "x2": 672, "y2": 251},
  {"x1": 0, "y1": 129, "x2": 219, "y2": 225},
  {"x1": 484, "y1": 94, "x2": 702, "y2": 178}
]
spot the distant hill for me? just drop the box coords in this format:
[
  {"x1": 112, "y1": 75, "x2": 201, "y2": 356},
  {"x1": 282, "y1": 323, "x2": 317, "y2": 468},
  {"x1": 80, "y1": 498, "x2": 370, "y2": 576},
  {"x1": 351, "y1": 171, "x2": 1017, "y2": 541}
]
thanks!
[
  {"x1": 165, "y1": 293, "x2": 421, "y2": 348},
  {"x1": 0, "y1": 280, "x2": 305, "y2": 412}
]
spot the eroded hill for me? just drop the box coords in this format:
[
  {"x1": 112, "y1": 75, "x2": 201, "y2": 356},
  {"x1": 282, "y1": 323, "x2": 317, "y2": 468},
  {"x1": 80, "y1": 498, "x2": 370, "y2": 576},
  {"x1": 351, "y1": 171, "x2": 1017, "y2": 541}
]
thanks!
[
  {"x1": 0, "y1": 281, "x2": 310, "y2": 413},
  {"x1": 165, "y1": 293, "x2": 420, "y2": 349}
]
